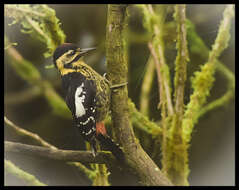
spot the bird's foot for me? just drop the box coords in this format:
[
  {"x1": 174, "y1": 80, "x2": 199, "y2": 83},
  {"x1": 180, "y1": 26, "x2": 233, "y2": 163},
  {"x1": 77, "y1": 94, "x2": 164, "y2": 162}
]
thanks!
[
  {"x1": 103, "y1": 73, "x2": 110, "y2": 84},
  {"x1": 91, "y1": 139, "x2": 98, "y2": 157},
  {"x1": 103, "y1": 73, "x2": 128, "y2": 90},
  {"x1": 110, "y1": 81, "x2": 128, "y2": 89},
  {"x1": 91, "y1": 147, "x2": 98, "y2": 157}
]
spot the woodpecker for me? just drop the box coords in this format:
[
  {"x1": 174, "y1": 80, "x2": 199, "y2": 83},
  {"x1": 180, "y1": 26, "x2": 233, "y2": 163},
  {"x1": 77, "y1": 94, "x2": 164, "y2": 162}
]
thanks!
[{"x1": 53, "y1": 43, "x2": 124, "y2": 161}]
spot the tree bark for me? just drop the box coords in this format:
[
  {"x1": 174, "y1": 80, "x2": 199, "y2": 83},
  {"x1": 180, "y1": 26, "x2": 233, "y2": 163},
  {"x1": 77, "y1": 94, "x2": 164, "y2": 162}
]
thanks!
[
  {"x1": 5, "y1": 141, "x2": 115, "y2": 164},
  {"x1": 105, "y1": 4, "x2": 172, "y2": 186}
]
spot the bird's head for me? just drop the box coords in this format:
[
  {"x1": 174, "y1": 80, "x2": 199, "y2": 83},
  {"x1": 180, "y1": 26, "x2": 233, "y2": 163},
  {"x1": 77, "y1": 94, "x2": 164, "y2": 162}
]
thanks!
[{"x1": 53, "y1": 43, "x2": 96, "y2": 71}]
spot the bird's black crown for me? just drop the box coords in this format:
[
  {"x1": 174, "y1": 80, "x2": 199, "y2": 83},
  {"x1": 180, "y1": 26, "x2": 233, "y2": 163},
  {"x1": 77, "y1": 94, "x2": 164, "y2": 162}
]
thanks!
[{"x1": 53, "y1": 43, "x2": 78, "y2": 66}]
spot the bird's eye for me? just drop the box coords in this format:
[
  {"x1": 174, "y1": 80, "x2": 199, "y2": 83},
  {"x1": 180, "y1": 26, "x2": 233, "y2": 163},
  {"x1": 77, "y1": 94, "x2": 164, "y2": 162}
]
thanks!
[{"x1": 67, "y1": 50, "x2": 75, "y2": 57}]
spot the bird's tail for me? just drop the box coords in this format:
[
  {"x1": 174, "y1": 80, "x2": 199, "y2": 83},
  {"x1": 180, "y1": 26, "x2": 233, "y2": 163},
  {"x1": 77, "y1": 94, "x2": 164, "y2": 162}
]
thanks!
[{"x1": 96, "y1": 133, "x2": 125, "y2": 162}]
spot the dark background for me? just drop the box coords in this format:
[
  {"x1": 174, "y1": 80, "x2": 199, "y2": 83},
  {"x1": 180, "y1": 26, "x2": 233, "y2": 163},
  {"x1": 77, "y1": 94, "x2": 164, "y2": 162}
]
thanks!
[{"x1": 4, "y1": 4, "x2": 235, "y2": 186}]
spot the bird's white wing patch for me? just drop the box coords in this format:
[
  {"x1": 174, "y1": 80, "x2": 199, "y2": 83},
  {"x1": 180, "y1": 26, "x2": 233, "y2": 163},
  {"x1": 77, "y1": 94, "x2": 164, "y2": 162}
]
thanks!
[{"x1": 75, "y1": 83, "x2": 86, "y2": 117}]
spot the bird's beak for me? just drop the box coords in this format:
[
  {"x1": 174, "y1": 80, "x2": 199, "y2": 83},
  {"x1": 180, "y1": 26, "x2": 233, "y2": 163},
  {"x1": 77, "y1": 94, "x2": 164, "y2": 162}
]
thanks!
[{"x1": 76, "y1": 47, "x2": 96, "y2": 57}]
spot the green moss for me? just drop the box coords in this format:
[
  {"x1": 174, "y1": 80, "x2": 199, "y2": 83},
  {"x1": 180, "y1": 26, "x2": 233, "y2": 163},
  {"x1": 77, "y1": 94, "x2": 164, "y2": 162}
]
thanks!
[
  {"x1": 182, "y1": 5, "x2": 234, "y2": 143},
  {"x1": 5, "y1": 4, "x2": 66, "y2": 57},
  {"x1": 186, "y1": 18, "x2": 235, "y2": 119}
]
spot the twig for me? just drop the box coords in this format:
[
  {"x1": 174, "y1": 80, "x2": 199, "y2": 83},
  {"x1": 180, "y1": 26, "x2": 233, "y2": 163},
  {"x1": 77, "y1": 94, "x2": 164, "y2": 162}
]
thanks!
[
  {"x1": 147, "y1": 42, "x2": 164, "y2": 112},
  {"x1": 67, "y1": 162, "x2": 97, "y2": 181},
  {"x1": 173, "y1": 4, "x2": 189, "y2": 115},
  {"x1": 148, "y1": 42, "x2": 167, "y2": 156},
  {"x1": 148, "y1": 41, "x2": 168, "y2": 177},
  {"x1": 162, "y1": 5, "x2": 189, "y2": 186},
  {"x1": 197, "y1": 59, "x2": 235, "y2": 118},
  {"x1": 147, "y1": 5, "x2": 174, "y2": 116},
  {"x1": 4, "y1": 116, "x2": 57, "y2": 150},
  {"x1": 138, "y1": 8, "x2": 175, "y2": 171},
  {"x1": 154, "y1": 28, "x2": 174, "y2": 116},
  {"x1": 25, "y1": 16, "x2": 46, "y2": 38},
  {"x1": 139, "y1": 56, "x2": 155, "y2": 116}
]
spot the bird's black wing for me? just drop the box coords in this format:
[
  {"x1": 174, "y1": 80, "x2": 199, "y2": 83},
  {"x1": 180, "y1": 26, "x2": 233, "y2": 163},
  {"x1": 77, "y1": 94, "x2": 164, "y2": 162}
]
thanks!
[{"x1": 65, "y1": 79, "x2": 97, "y2": 141}]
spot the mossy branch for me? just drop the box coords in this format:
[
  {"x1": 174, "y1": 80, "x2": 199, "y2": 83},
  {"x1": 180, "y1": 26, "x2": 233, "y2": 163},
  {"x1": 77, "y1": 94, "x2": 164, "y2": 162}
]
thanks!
[
  {"x1": 173, "y1": 4, "x2": 189, "y2": 115},
  {"x1": 164, "y1": 15, "x2": 235, "y2": 122},
  {"x1": 139, "y1": 55, "x2": 155, "y2": 116},
  {"x1": 162, "y1": 5, "x2": 189, "y2": 186},
  {"x1": 185, "y1": 19, "x2": 235, "y2": 118},
  {"x1": 106, "y1": 4, "x2": 172, "y2": 186},
  {"x1": 182, "y1": 5, "x2": 235, "y2": 143},
  {"x1": 91, "y1": 163, "x2": 110, "y2": 186},
  {"x1": 5, "y1": 159, "x2": 46, "y2": 186},
  {"x1": 197, "y1": 61, "x2": 234, "y2": 117},
  {"x1": 137, "y1": 7, "x2": 176, "y2": 182},
  {"x1": 5, "y1": 141, "x2": 116, "y2": 164},
  {"x1": 137, "y1": 5, "x2": 174, "y2": 116},
  {"x1": 136, "y1": 4, "x2": 234, "y2": 186},
  {"x1": 5, "y1": 4, "x2": 65, "y2": 57},
  {"x1": 129, "y1": 99, "x2": 162, "y2": 139},
  {"x1": 5, "y1": 140, "x2": 113, "y2": 185}
]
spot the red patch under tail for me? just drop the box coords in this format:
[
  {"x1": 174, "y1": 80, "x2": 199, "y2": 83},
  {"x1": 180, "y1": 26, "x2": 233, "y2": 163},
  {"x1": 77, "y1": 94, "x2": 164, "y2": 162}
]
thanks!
[{"x1": 96, "y1": 122, "x2": 107, "y2": 136}]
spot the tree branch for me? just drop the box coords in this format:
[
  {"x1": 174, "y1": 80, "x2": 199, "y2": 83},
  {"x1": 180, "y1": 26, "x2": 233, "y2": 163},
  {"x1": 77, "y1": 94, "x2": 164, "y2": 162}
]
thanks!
[
  {"x1": 106, "y1": 4, "x2": 172, "y2": 186},
  {"x1": 139, "y1": 55, "x2": 155, "y2": 116},
  {"x1": 5, "y1": 141, "x2": 115, "y2": 164},
  {"x1": 185, "y1": 19, "x2": 235, "y2": 118},
  {"x1": 162, "y1": 5, "x2": 189, "y2": 186},
  {"x1": 182, "y1": 5, "x2": 235, "y2": 143},
  {"x1": 173, "y1": 4, "x2": 189, "y2": 115},
  {"x1": 139, "y1": 4, "x2": 174, "y2": 116}
]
